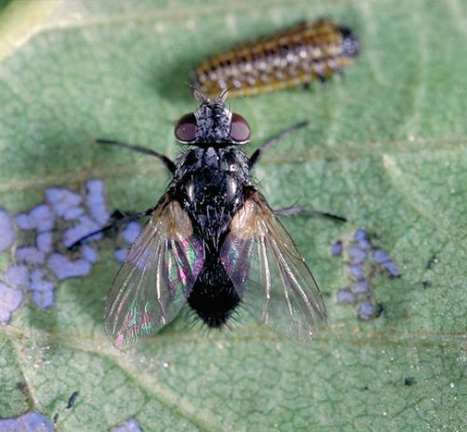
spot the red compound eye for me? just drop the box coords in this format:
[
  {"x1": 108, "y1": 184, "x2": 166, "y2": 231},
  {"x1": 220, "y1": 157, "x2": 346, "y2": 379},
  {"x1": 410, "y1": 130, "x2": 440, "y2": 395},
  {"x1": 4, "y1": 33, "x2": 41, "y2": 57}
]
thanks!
[
  {"x1": 175, "y1": 113, "x2": 197, "y2": 143},
  {"x1": 230, "y1": 113, "x2": 251, "y2": 143}
]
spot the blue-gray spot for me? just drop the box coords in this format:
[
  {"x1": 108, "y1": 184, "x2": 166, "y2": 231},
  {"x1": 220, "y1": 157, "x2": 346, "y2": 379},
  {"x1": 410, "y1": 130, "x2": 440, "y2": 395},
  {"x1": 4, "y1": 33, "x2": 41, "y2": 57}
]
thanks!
[
  {"x1": 353, "y1": 229, "x2": 368, "y2": 242},
  {"x1": 357, "y1": 301, "x2": 374, "y2": 320},
  {"x1": 357, "y1": 238, "x2": 372, "y2": 250},
  {"x1": 336, "y1": 289, "x2": 355, "y2": 304},
  {"x1": 15, "y1": 247, "x2": 46, "y2": 265},
  {"x1": 30, "y1": 269, "x2": 55, "y2": 292},
  {"x1": 372, "y1": 248, "x2": 391, "y2": 264},
  {"x1": 86, "y1": 179, "x2": 109, "y2": 225},
  {"x1": 383, "y1": 261, "x2": 400, "y2": 278},
  {"x1": 45, "y1": 187, "x2": 82, "y2": 217},
  {"x1": 349, "y1": 265, "x2": 364, "y2": 280},
  {"x1": 0, "y1": 411, "x2": 54, "y2": 432},
  {"x1": 63, "y1": 206, "x2": 85, "y2": 221},
  {"x1": 111, "y1": 418, "x2": 143, "y2": 432},
  {"x1": 29, "y1": 204, "x2": 55, "y2": 232},
  {"x1": 32, "y1": 290, "x2": 55, "y2": 309},
  {"x1": 15, "y1": 213, "x2": 33, "y2": 230},
  {"x1": 47, "y1": 254, "x2": 91, "y2": 280},
  {"x1": 0, "y1": 282, "x2": 23, "y2": 325},
  {"x1": 37, "y1": 232, "x2": 53, "y2": 253},
  {"x1": 122, "y1": 222, "x2": 141, "y2": 244},
  {"x1": 81, "y1": 245, "x2": 99, "y2": 264},
  {"x1": 348, "y1": 246, "x2": 367, "y2": 264},
  {"x1": 16, "y1": 205, "x2": 55, "y2": 232},
  {"x1": 2, "y1": 265, "x2": 29, "y2": 288},
  {"x1": 63, "y1": 216, "x2": 102, "y2": 248},
  {"x1": 330, "y1": 240, "x2": 343, "y2": 256},
  {"x1": 353, "y1": 280, "x2": 370, "y2": 294},
  {"x1": 114, "y1": 248, "x2": 128, "y2": 263}
]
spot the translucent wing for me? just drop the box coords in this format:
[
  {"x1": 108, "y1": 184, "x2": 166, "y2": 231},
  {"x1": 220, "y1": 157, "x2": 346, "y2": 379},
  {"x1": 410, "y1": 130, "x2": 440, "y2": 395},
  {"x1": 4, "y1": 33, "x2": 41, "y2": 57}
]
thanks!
[
  {"x1": 104, "y1": 195, "x2": 205, "y2": 349},
  {"x1": 220, "y1": 192, "x2": 326, "y2": 345}
]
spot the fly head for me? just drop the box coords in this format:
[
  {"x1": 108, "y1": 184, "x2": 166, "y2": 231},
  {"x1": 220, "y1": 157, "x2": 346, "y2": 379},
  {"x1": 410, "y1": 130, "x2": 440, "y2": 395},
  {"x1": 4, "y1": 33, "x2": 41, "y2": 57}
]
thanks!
[{"x1": 174, "y1": 92, "x2": 251, "y2": 146}]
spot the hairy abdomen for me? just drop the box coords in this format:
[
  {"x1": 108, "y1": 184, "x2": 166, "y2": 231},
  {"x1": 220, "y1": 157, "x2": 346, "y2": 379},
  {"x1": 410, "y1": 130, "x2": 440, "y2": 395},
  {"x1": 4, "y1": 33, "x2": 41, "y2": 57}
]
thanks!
[{"x1": 187, "y1": 255, "x2": 241, "y2": 327}]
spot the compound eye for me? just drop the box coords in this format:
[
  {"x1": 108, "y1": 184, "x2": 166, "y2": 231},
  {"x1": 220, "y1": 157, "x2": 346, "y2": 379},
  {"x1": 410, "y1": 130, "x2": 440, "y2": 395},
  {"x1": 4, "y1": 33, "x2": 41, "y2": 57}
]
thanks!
[
  {"x1": 230, "y1": 113, "x2": 251, "y2": 144},
  {"x1": 175, "y1": 113, "x2": 197, "y2": 143}
]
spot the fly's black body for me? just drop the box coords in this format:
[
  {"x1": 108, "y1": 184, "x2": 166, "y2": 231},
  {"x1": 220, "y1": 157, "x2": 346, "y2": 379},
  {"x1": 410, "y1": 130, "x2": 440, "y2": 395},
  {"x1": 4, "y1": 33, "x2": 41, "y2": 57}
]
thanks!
[
  {"x1": 171, "y1": 147, "x2": 251, "y2": 327},
  {"x1": 93, "y1": 90, "x2": 344, "y2": 350}
]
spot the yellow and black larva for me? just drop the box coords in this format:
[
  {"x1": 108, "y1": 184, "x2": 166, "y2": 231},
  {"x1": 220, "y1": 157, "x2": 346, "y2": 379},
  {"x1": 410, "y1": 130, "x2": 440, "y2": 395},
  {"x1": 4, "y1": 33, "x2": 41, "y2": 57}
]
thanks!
[{"x1": 192, "y1": 19, "x2": 359, "y2": 97}]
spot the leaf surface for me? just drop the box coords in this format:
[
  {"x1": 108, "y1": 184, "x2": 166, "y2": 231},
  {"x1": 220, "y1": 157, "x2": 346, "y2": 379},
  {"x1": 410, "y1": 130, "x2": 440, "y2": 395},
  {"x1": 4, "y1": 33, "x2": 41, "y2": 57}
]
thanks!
[{"x1": 1, "y1": 0, "x2": 467, "y2": 430}]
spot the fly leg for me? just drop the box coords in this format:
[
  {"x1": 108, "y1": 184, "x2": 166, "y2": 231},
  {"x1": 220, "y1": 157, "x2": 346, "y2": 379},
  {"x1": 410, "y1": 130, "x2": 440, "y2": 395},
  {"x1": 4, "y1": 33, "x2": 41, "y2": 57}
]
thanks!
[
  {"x1": 68, "y1": 139, "x2": 174, "y2": 249},
  {"x1": 275, "y1": 205, "x2": 347, "y2": 223},
  {"x1": 249, "y1": 121, "x2": 308, "y2": 169},
  {"x1": 68, "y1": 207, "x2": 154, "y2": 250},
  {"x1": 96, "y1": 139, "x2": 176, "y2": 174}
]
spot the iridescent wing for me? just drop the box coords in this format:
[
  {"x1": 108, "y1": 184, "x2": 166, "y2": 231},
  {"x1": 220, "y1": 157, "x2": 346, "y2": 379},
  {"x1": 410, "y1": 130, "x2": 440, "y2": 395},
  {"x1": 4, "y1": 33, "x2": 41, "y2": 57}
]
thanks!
[
  {"x1": 220, "y1": 192, "x2": 326, "y2": 346},
  {"x1": 104, "y1": 195, "x2": 205, "y2": 349}
]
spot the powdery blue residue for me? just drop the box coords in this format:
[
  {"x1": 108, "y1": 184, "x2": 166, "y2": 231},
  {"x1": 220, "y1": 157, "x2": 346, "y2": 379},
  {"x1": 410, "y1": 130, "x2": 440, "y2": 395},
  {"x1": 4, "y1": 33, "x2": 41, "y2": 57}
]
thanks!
[
  {"x1": 114, "y1": 248, "x2": 128, "y2": 263},
  {"x1": 15, "y1": 213, "x2": 33, "y2": 230},
  {"x1": 0, "y1": 209, "x2": 16, "y2": 251},
  {"x1": 30, "y1": 204, "x2": 55, "y2": 232},
  {"x1": 86, "y1": 179, "x2": 109, "y2": 225},
  {"x1": 332, "y1": 229, "x2": 400, "y2": 321},
  {"x1": 16, "y1": 205, "x2": 55, "y2": 232},
  {"x1": 353, "y1": 280, "x2": 370, "y2": 294},
  {"x1": 383, "y1": 261, "x2": 400, "y2": 278},
  {"x1": 348, "y1": 247, "x2": 367, "y2": 265},
  {"x1": 37, "y1": 232, "x2": 53, "y2": 253},
  {"x1": 0, "y1": 282, "x2": 23, "y2": 325},
  {"x1": 357, "y1": 301, "x2": 374, "y2": 320},
  {"x1": 47, "y1": 254, "x2": 91, "y2": 280},
  {"x1": 63, "y1": 216, "x2": 102, "y2": 248},
  {"x1": 2, "y1": 265, "x2": 29, "y2": 288},
  {"x1": 30, "y1": 269, "x2": 55, "y2": 292},
  {"x1": 357, "y1": 238, "x2": 372, "y2": 250},
  {"x1": 330, "y1": 240, "x2": 343, "y2": 257},
  {"x1": 349, "y1": 265, "x2": 364, "y2": 280},
  {"x1": 15, "y1": 247, "x2": 46, "y2": 265},
  {"x1": 0, "y1": 411, "x2": 54, "y2": 432},
  {"x1": 353, "y1": 229, "x2": 372, "y2": 249},
  {"x1": 81, "y1": 245, "x2": 99, "y2": 264},
  {"x1": 122, "y1": 222, "x2": 141, "y2": 244},
  {"x1": 336, "y1": 289, "x2": 355, "y2": 304},
  {"x1": 63, "y1": 206, "x2": 85, "y2": 221},
  {"x1": 32, "y1": 290, "x2": 55, "y2": 309},
  {"x1": 353, "y1": 229, "x2": 368, "y2": 242},
  {"x1": 111, "y1": 418, "x2": 143, "y2": 432},
  {"x1": 372, "y1": 249, "x2": 391, "y2": 264},
  {"x1": 45, "y1": 187, "x2": 82, "y2": 217},
  {"x1": 1, "y1": 179, "x2": 120, "y2": 316},
  {"x1": 29, "y1": 269, "x2": 55, "y2": 309}
]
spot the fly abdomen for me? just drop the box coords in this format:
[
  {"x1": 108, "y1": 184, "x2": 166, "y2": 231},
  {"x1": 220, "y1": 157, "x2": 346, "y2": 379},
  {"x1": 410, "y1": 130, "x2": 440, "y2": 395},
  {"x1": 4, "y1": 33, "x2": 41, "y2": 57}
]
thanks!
[
  {"x1": 193, "y1": 19, "x2": 359, "y2": 97},
  {"x1": 188, "y1": 255, "x2": 241, "y2": 327}
]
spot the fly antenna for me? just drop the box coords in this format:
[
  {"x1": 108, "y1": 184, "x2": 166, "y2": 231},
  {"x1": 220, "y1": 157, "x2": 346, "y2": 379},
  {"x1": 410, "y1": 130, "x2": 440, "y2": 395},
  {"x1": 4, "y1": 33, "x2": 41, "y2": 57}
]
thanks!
[
  {"x1": 185, "y1": 81, "x2": 209, "y2": 103},
  {"x1": 218, "y1": 87, "x2": 231, "y2": 103}
]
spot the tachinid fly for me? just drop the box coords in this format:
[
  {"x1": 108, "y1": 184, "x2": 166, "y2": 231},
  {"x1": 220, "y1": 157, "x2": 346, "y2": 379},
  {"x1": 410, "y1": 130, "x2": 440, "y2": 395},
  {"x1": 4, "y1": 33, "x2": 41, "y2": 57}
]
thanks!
[
  {"x1": 192, "y1": 19, "x2": 359, "y2": 98},
  {"x1": 96, "y1": 90, "x2": 340, "y2": 349}
]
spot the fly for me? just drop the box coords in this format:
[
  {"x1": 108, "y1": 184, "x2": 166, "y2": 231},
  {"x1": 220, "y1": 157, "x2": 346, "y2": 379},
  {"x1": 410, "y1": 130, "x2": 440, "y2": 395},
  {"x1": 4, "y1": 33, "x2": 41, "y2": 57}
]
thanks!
[{"x1": 77, "y1": 90, "x2": 346, "y2": 349}]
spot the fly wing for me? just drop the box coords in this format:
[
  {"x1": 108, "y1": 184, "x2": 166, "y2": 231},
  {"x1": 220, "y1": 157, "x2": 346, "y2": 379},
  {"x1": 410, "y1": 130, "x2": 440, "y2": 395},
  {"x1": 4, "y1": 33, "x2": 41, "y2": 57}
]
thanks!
[
  {"x1": 220, "y1": 192, "x2": 326, "y2": 346},
  {"x1": 104, "y1": 195, "x2": 205, "y2": 349}
]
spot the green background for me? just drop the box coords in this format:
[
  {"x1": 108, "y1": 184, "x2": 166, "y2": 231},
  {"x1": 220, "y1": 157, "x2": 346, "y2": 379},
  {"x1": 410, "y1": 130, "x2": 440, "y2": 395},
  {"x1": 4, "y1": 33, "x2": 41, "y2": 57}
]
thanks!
[{"x1": 1, "y1": 0, "x2": 467, "y2": 430}]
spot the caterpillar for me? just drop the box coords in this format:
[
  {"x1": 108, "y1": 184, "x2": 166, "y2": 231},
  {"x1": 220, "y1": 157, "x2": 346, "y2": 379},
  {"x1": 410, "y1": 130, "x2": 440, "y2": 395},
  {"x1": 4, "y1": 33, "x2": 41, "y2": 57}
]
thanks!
[{"x1": 192, "y1": 19, "x2": 359, "y2": 97}]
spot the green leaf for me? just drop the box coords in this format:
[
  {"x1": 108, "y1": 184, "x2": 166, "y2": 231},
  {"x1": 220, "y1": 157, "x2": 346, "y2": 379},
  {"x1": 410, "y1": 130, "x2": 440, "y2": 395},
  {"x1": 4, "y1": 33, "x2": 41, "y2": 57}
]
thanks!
[{"x1": 1, "y1": 0, "x2": 467, "y2": 430}]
